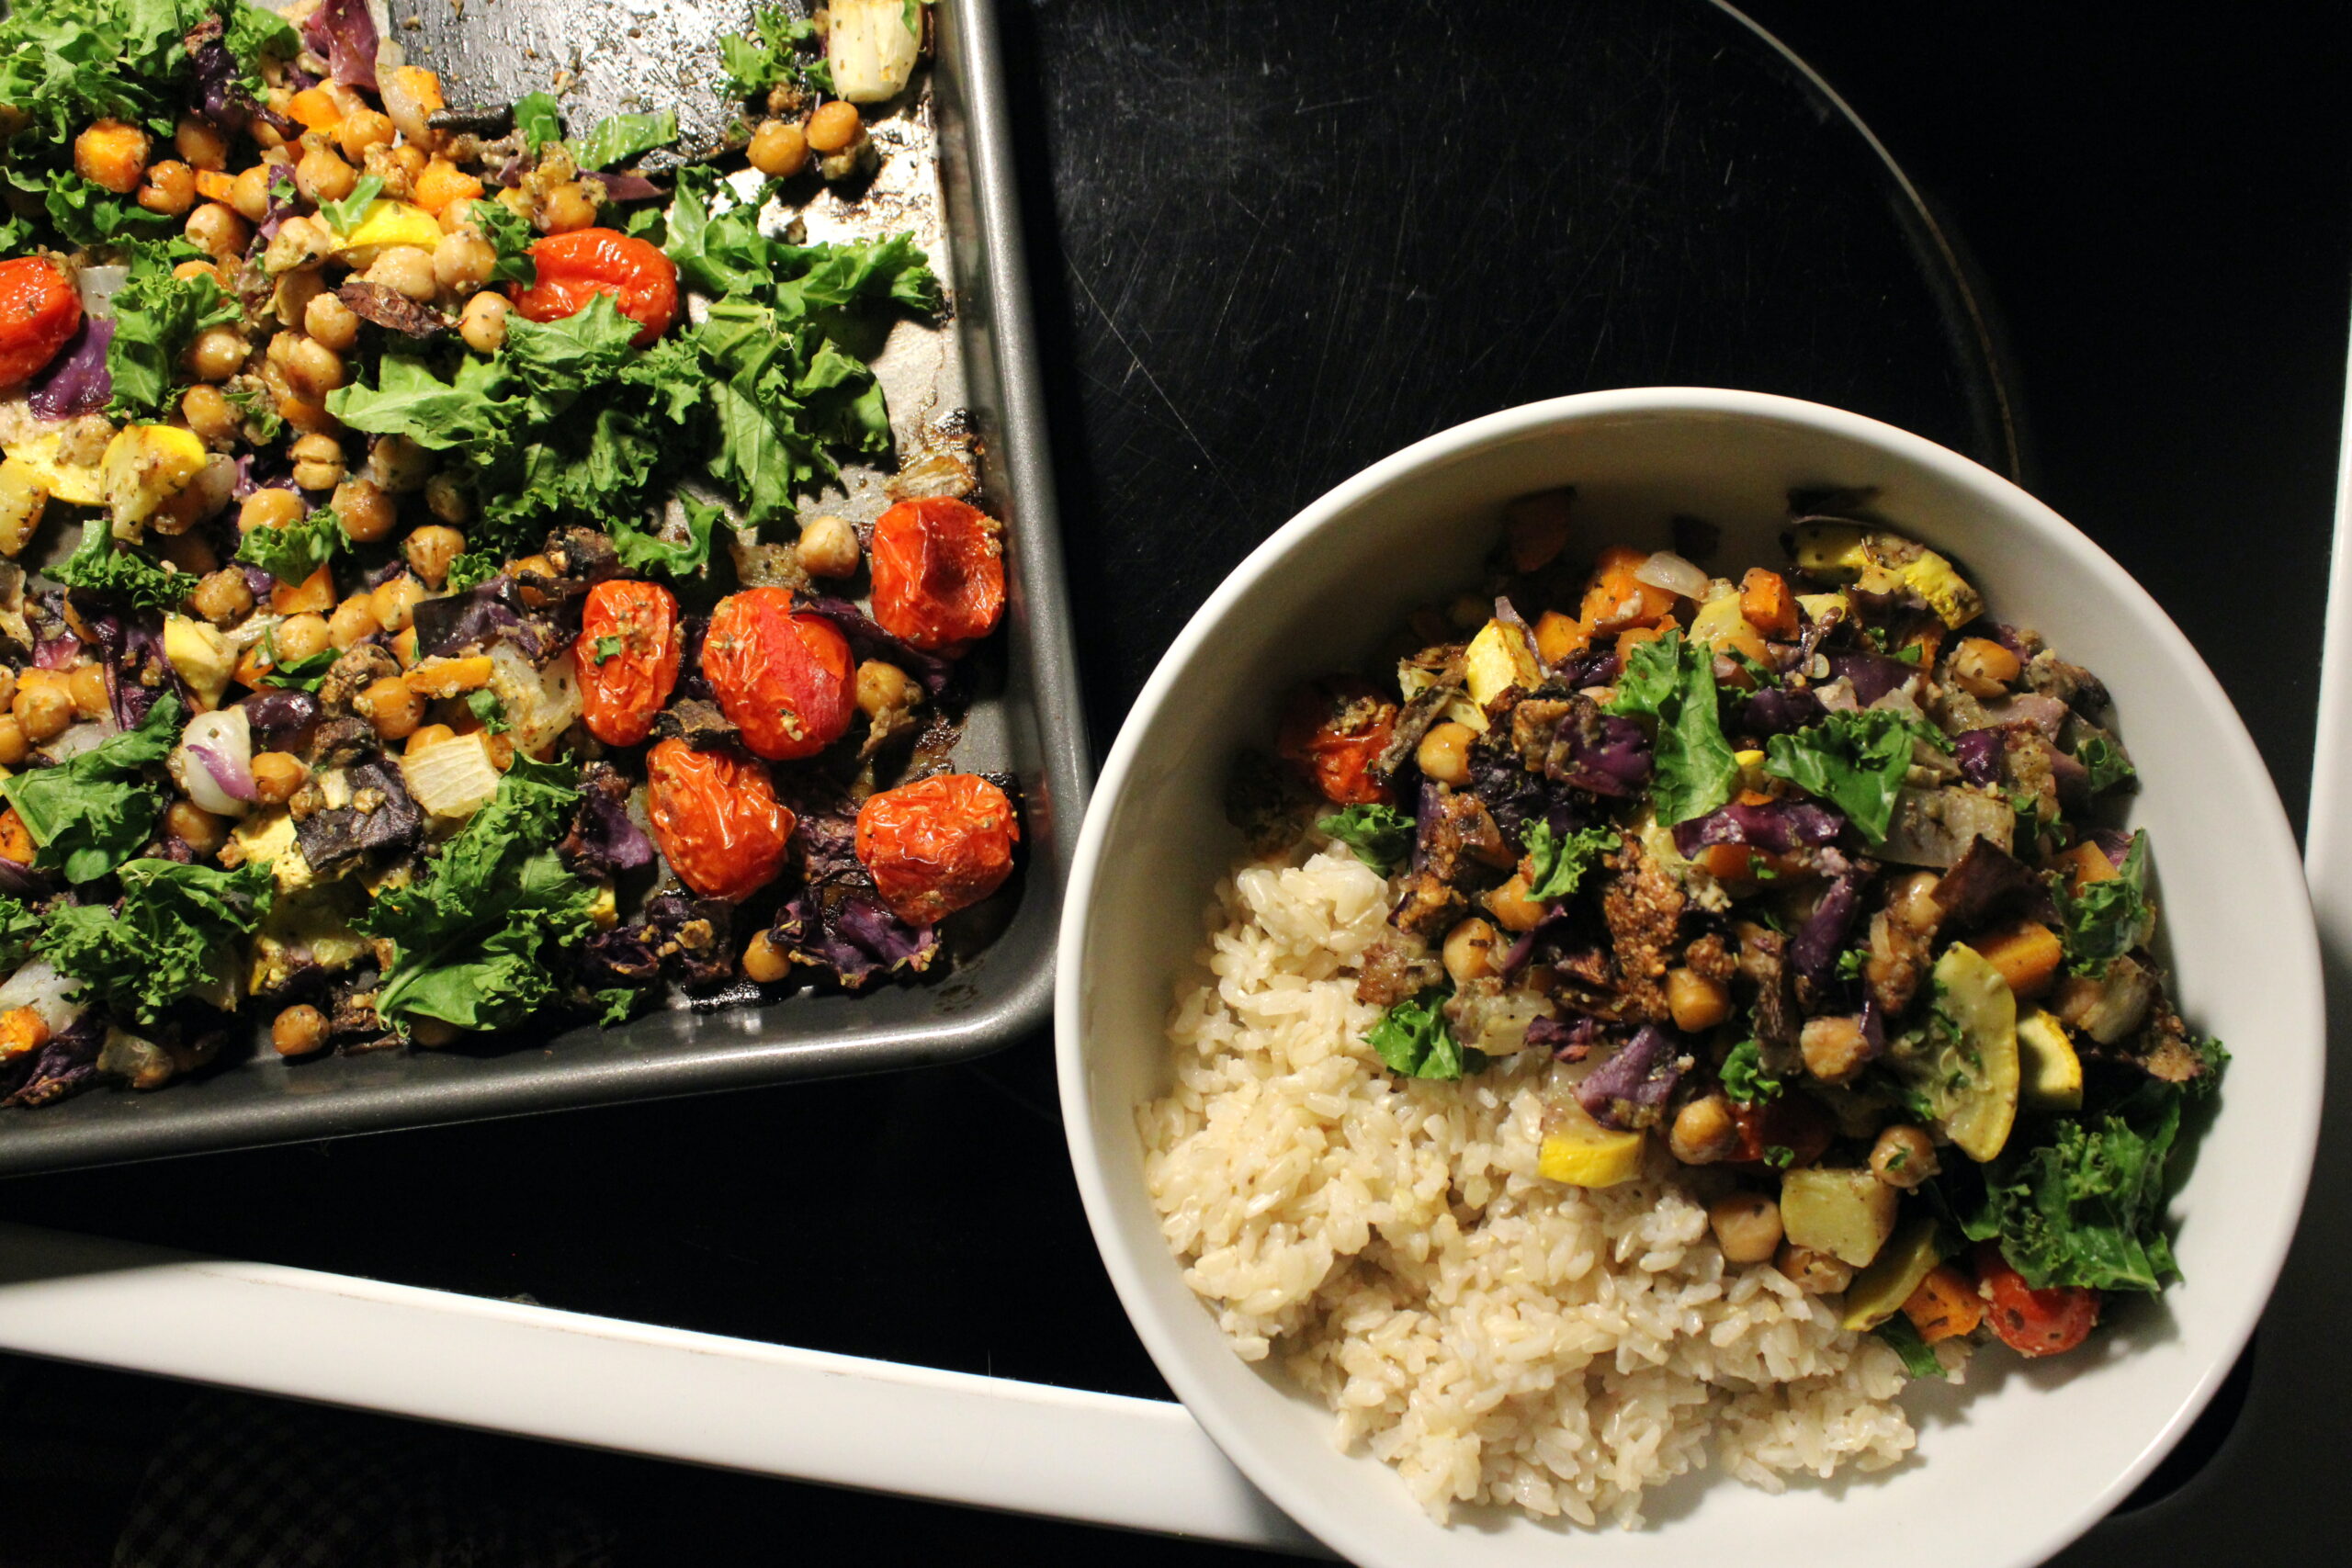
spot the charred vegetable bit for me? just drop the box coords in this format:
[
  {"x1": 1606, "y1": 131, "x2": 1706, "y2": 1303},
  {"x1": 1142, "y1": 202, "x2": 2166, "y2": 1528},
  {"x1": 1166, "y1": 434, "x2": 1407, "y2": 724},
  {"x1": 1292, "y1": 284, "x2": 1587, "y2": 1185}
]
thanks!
[
  {"x1": 1246, "y1": 491, "x2": 2222, "y2": 1373},
  {"x1": 0, "y1": 0, "x2": 1021, "y2": 1106}
]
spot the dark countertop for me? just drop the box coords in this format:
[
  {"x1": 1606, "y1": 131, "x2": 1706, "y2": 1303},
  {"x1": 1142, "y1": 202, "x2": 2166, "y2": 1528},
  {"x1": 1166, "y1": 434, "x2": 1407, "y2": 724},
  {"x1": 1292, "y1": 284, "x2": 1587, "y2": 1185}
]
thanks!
[{"x1": 3, "y1": 0, "x2": 2346, "y2": 1558}]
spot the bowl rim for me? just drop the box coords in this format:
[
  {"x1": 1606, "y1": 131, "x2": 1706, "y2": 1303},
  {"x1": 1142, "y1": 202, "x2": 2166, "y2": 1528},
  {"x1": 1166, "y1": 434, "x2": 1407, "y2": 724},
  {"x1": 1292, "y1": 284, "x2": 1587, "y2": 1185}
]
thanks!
[{"x1": 1055, "y1": 386, "x2": 2325, "y2": 1564}]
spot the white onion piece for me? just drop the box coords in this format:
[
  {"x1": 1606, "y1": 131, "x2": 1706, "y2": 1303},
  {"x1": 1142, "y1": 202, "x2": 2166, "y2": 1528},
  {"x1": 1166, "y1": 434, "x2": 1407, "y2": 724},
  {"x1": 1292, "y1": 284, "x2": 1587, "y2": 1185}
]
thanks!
[
  {"x1": 76, "y1": 264, "x2": 128, "y2": 316},
  {"x1": 1634, "y1": 550, "x2": 1709, "y2": 601},
  {"x1": 0, "y1": 960, "x2": 86, "y2": 1035},
  {"x1": 169, "y1": 707, "x2": 255, "y2": 816}
]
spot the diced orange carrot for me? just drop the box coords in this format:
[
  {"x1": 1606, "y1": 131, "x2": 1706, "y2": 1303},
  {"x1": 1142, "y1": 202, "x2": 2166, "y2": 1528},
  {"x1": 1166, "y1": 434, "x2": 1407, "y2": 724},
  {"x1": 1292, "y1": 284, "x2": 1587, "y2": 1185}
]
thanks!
[
  {"x1": 1614, "y1": 613, "x2": 1680, "y2": 656},
  {"x1": 402, "y1": 655, "x2": 494, "y2": 698},
  {"x1": 271, "y1": 564, "x2": 336, "y2": 615},
  {"x1": 1738, "y1": 568, "x2": 1797, "y2": 639},
  {"x1": 1902, "y1": 1263, "x2": 1985, "y2": 1345},
  {"x1": 195, "y1": 169, "x2": 236, "y2": 203},
  {"x1": 1696, "y1": 843, "x2": 1758, "y2": 881},
  {"x1": 413, "y1": 158, "x2": 485, "y2": 215},
  {"x1": 286, "y1": 87, "x2": 345, "y2": 132},
  {"x1": 231, "y1": 643, "x2": 273, "y2": 691},
  {"x1": 1975, "y1": 919, "x2": 2064, "y2": 1000},
  {"x1": 0, "y1": 807, "x2": 32, "y2": 867},
  {"x1": 1534, "y1": 609, "x2": 1590, "y2": 666},
  {"x1": 1579, "y1": 545, "x2": 1679, "y2": 635},
  {"x1": 2058, "y1": 840, "x2": 2119, "y2": 894}
]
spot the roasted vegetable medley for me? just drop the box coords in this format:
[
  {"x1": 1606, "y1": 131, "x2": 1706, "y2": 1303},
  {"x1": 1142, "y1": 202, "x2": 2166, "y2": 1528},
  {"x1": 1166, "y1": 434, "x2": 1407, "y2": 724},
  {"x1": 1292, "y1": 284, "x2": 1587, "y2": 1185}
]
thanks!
[
  {"x1": 0, "y1": 0, "x2": 1021, "y2": 1107},
  {"x1": 1243, "y1": 490, "x2": 2224, "y2": 1371}
]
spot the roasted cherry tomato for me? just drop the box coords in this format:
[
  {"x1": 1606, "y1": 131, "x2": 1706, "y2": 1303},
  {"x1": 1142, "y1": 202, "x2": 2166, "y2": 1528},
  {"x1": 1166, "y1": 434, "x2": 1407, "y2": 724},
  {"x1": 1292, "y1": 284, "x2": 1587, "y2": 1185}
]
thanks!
[
  {"x1": 1274, "y1": 677, "x2": 1397, "y2": 806},
  {"x1": 0, "y1": 258, "x2": 83, "y2": 387},
  {"x1": 645, "y1": 738, "x2": 795, "y2": 902},
  {"x1": 575, "y1": 580, "x2": 681, "y2": 747},
  {"x1": 854, "y1": 773, "x2": 1020, "y2": 925},
  {"x1": 1975, "y1": 1243, "x2": 2100, "y2": 1358},
  {"x1": 508, "y1": 228, "x2": 680, "y2": 347},
  {"x1": 1724, "y1": 1090, "x2": 1837, "y2": 1170},
  {"x1": 701, "y1": 587, "x2": 856, "y2": 761},
  {"x1": 868, "y1": 497, "x2": 1007, "y2": 653}
]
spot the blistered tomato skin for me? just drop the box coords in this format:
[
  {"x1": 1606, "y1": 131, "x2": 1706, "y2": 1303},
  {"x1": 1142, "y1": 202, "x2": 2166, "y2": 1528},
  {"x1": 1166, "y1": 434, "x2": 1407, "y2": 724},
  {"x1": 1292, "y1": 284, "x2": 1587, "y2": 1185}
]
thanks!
[
  {"x1": 645, "y1": 739, "x2": 795, "y2": 902},
  {"x1": 854, "y1": 773, "x2": 1020, "y2": 925},
  {"x1": 1975, "y1": 1245, "x2": 2101, "y2": 1358},
  {"x1": 1275, "y1": 677, "x2": 1397, "y2": 806},
  {"x1": 575, "y1": 580, "x2": 681, "y2": 747},
  {"x1": 701, "y1": 587, "x2": 856, "y2": 761},
  {"x1": 508, "y1": 229, "x2": 680, "y2": 347},
  {"x1": 869, "y1": 497, "x2": 1007, "y2": 653},
  {"x1": 0, "y1": 258, "x2": 83, "y2": 387}
]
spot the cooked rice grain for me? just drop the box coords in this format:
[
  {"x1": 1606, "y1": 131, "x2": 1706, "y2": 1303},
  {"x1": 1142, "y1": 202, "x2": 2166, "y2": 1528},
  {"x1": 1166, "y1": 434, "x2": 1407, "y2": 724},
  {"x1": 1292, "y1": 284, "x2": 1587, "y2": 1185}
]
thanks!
[{"x1": 1142, "y1": 845, "x2": 1951, "y2": 1528}]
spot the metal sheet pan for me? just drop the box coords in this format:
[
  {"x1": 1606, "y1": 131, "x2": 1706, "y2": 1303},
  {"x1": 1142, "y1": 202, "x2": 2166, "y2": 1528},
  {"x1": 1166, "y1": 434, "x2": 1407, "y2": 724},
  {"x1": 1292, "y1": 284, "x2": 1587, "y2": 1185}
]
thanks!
[{"x1": 0, "y1": 0, "x2": 1088, "y2": 1174}]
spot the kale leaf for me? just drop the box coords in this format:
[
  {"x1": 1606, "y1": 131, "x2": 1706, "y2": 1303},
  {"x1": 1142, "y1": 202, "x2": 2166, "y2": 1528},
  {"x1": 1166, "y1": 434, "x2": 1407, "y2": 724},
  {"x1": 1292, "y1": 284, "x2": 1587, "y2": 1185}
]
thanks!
[
  {"x1": 356, "y1": 755, "x2": 595, "y2": 1032},
  {"x1": 38, "y1": 856, "x2": 272, "y2": 1023},
  {"x1": 1521, "y1": 819, "x2": 1618, "y2": 901},
  {"x1": 1317, "y1": 802, "x2": 1413, "y2": 873},
  {"x1": 2074, "y1": 735, "x2": 2138, "y2": 795},
  {"x1": 2052, "y1": 830, "x2": 2154, "y2": 975},
  {"x1": 1366, "y1": 987, "x2": 1481, "y2": 1081},
  {"x1": 1874, "y1": 1314, "x2": 1945, "y2": 1380},
  {"x1": 511, "y1": 90, "x2": 563, "y2": 153},
  {"x1": 1604, "y1": 630, "x2": 1737, "y2": 825},
  {"x1": 472, "y1": 196, "x2": 538, "y2": 285},
  {"x1": 1964, "y1": 1075, "x2": 2191, "y2": 1293},
  {"x1": 51, "y1": 520, "x2": 188, "y2": 613},
  {"x1": 718, "y1": 6, "x2": 833, "y2": 98},
  {"x1": 105, "y1": 239, "x2": 241, "y2": 419},
  {"x1": 571, "y1": 108, "x2": 678, "y2": 171},
  {"x1": 236, "y1": 505, "x2": 345, "y2": 584},
  {"x1": 1, "y1": 694, "x2": 183, "y2": 885},
  {"x1": 315, "y1": 172, "x2": 384, "y2": 234},
  {"x1": 610, "y1": 495, "x2": 723, "y2": 579},
  {"x1": 1763, "y1": 708, "x2": 1950, "y2": 843}
]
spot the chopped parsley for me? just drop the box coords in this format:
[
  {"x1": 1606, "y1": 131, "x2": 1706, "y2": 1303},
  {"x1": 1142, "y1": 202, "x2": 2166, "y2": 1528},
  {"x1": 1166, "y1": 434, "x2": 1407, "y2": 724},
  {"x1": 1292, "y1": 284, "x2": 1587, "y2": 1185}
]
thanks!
[
  {"x1": 590, "y1": 636, "x2": 625, "y2": 666},
  {"x1": 1719, "y1": 1038, "x2": 1782, "y2": 1105},
  {"x1": 1762, "y1": 1144, "x2": 1797, "y2": 1169}
]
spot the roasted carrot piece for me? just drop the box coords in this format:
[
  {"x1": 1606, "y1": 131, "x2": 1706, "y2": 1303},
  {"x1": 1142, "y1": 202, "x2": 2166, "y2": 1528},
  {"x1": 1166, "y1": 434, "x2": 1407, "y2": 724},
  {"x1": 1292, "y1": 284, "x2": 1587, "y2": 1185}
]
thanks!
[
  {"x1": 1901, "y1": 1263, "x2": 1985, "y2": 1345},
  {"x1": 1974, "y1": 919, "x2": 2064, "y2": 1000},
  {"x1": 1614, "y1": 614, "x2": 1679, "y2": 655},
  {"x1": 1579, "y1": 545, "x2": 1678, "y2": 635},
  {"x1": 286, "y1": 87, "x2": 345, "y2": 132},
  {"x1": 2058, "y1": 840, "x2": 2120, "y2": 894},
  {"x1": 1738, "y1": 568, "x2": 1798, "y2": 639},
  {"x1": 271, "y1": 564, "x2": 336, "y2": 615},
  {"x1": 1533, "y1": 608, "x2": 1590, "y2": 666}
]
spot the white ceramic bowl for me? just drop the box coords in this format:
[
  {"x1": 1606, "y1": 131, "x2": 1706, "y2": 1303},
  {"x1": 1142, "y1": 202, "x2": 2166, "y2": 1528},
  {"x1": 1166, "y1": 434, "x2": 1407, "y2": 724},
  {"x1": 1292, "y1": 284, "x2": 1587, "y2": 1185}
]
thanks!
[{"x1": 1057, "y1": 389, "x2": 2325, "y2": 1568}]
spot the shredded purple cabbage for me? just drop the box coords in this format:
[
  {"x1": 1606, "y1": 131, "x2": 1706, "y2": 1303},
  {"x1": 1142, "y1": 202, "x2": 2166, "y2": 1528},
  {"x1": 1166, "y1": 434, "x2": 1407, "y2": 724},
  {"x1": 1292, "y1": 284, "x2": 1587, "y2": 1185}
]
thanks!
[
  {"x1": 301, "y1": 0, "x2": 381, "y2": 90},
  {"x1": 75, "y1": 603, "x2": 184, "y2": 730},
  {"x1": 797, "y1": 595, "x2": 954, "y2": 696},
  {"x1": 1860, "y1": 997, "x2": 1886, "y2": 1056},
  {"x1": 413, "y1": 580, "x2": 530, "y2": 657},
  {"x1": 595, "y1": 171, "x2": 666, "y2": 202},
  {"x1": 240, "y1": 687, "x2": 320, "y2": 745},
  {"x1": 560, "y1": 762, "x2": 655, "y2": 878},
  {"x1": 27, "y1": 315, "x2": 112, "y2": 418},
  {"x1": 2089, "y1": 828, "x2": 2135, "y2": 867},
  {"x1": 1790, "y1": 867, "x2": 1870, "y2": 995},
  {"x1": 1526, "y1": 1014, "x2": 1607, "y2": 1062},
  {"x1": 1576, "y1": 1024, "x2": 1687, "y2": 1130},
  {"x1": 1952, "y1": 727, "x2": 2004, "y2": 786},
  {"x1": 773, "y1": 886, "x2": 938, "y2": 989},
  {"x1": 1554, "y1": 647, "x2": 1621, "y2": 688},
  {"x1": 673, "y1": 615, "x2": 714, "y2": 703},
  {"x1": 1732, "y1": 684, "x2": 1824, "y2": 739},
  {"x1": 1, "y1": 1012, "x2": 104, "y2": 1107},
  {"x1": 1556, "y1": 707, "x2": 1653, "y2": 798},
  {"x1": 1825, "y1": 649, "x2": 1917, "y2": 707},
  {"x1": 182, "y1": 17, "x2": 292, "y2": 134},
  {"x1": 1672, "y1": 797, "x2": 1846, "y2": 858}
]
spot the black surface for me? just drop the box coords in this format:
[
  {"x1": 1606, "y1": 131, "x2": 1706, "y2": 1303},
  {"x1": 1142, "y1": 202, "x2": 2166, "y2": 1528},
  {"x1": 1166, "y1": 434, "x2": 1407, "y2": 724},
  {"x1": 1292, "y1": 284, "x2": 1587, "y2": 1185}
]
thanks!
[{"x1": 6, "y1": 0, "x2": 2349, "y2": 1558}]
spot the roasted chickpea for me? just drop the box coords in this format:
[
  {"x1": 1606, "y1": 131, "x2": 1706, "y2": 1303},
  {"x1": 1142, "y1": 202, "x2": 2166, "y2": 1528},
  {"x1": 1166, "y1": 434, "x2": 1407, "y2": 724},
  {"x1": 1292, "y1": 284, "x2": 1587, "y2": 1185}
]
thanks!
[
  {"x1": 187, "y1": 568, "x2": 254, "y2": 627},
  {"x1": 405, "y1": 723, "x2": 456, "y2": 755},
  {"x1": 1870, "y1": 1124, "x2": 1940, "y2": 1190},
  {"x1": 172, "y1": 258, "x2": 224, "y2": 286},
  {"x1": 854, "y1": 659, "x2": 916, "y2": 719},
  {"x1": 327, "y1": 593, "x2": 379, "y2": 650},
  {"x1": 409, "y1": 1019, "x2": 461, "y2": 1048},
  {"x1": 1483, "y1": 871, "x2": 1546, "y2": 933},
  {"x1": 136, "y1": 159, "x2": 197, "y2": 216},
  {"x1": 747, "y1": 118, "x2": 808, "y2": 178},
  {"x1": 66, "y1": 663, "x2": 110, "y2": 720},
  {"x1": 458, "y1": 290, "x2": 509, "y2": 354},
  {"x1": 284, "y1": 335, "x2": 345, "y2": 400},
  {"x1": 1666, "y1": 967, "x2": 1731, "y2": 1032},
  {"x1": 334, "y1": 107, "x2": 397, "y2": 163},
  {"x1": 1709, "y1": 1191, "x2": 1785, "y2": 1265},
  {"x1": 8, "y1": 679, "x2": 67, "y2": 744},
  {"x1": 288, "y1": 431, "x2": 347, "y2": 492},
  {"x1": 1798, "y1": 1013, "x2": 1873, "y2": 1086},
  {"x1": 438, "y1": 196, "x2": 481, "y2": 234},
  {"x1": 0, "y1": 669, "x2": 17, "y2": 712},
  {"x1": 274, "y1": 613, "x2": 332, "y2": 665},
  {"x1": 1415, "y1": 720, "x2": 1475, "y2": 787},
  {"x1": 538, "y1": 181, "x2": 599, "y2": 233},
  {"x1": 1442, "y1": 916, "x2": 1499, "y2": 985},
  {"x1": 0, "y1": 716, "x2": 26, "y2": 768},
  {"x1": 423, "y1": 472, "x2": 470, "y2": 524},
  {"x1": 1885, "y1": 870, "x2": 1943, "y2": 936},
  {"x1": 331, "y1": 477, "x2": 397, "y2": 544},
  {"x1": 431, "y1": 231, "x2": 495, "y2": 293},
  {"x1": 1668, "y1": 1093, "x2": 1739, "y2": 1165},
  {"x1": 1775, "y1": 1243, "x2": 1854, "y2": 1295},
  {"x1": 271, "y1": 1003, "x2": 330, "y2": 1058},
  {"x1": 356, "y1": 674, "x2": 425, "y2": 740},
  {"x1": 795, "y1": 514, "x2": 859, "y2": 578},
  {"x1": 175, "y1": 115, "x2": 230, "y2": 172},
  {"x1": 251, "y1": 751, "x2": 309, "y2": 807},
  {"x1": 366, "y1": 245, "x2": 438, "y2": 302},
  {"x1": 184, "y1": 200, "x2": 250, "y2": 260},
  {"x1": 181, "y1": 384, "x2": 240, "y2": 444},
  {"x1": 277, "y1": 392, "x2": 337, "y2": 434},
  {"x1": 367, "y1": 434, "x2": 432, "y2": 492},
  {"x1": 303, "y1": 290, "x2": 360, "y2": 351},
  {"x1": 237, "y1": 488, "x2": 305, "y2": 536},
  {"x1": 742, "y1": 929, "x2": 792, "y2": 983},
  {"x1": 370, "y1": 574, "x2": 425, "y2": 634},
  {"x1": 805, "y1": 100, "x2": 862, "y2": 154},
  {"x1": 1950, "y1": 636, "x2": 2023, "y2": 700},
  {"x1": 181, "y1": 325, "x2": 248, "y2": 382},
  {"x1": 294, "y1": 143, "x2": 357, "y2": 205},
  {"x1": 390, "y1": 626, "x2": 421, "y2": 669},
  {"x1": 164, "y1": 799, "x2": 226, "y2": 856},
  {"x1": 403, "y1": 524, "x2": 465, "y2": 590},
  {"x1": 230, "y1": 164, "x2": 276, "y2": 221}
]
